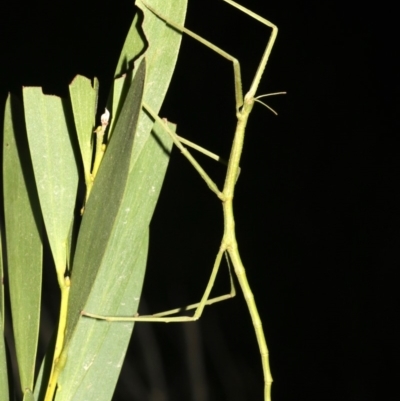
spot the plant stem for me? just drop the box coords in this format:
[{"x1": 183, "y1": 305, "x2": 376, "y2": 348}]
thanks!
[{"x1": 44, "y1": 277, "x2": 70, "y2": 401}]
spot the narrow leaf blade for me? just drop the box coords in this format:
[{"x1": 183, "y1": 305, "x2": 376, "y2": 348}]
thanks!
[
  {"x1": 0, "y1": 318, "x2": 9, "y2": 401},
  {"x1": 111, "y1": 0, "x2": 188, "y2": 161},
  {"x1": 66, "y1": 58, "x2": 146, "y2": 340},
  {"x1": 0, "y1": 214, "x2": 7, "y2": 401},
  {"x1": 69, "y1": 75, "x2": 97, "y2": 181},
  {"x1": 55, "y1": 57, "x2": 147, "y2": 401},
  {"x1": 58, "y1": 110, "x2": 175, "y2": 401},
  {"x1": 23, "y1": 88, "x2": 79, "y2": 277},
  {"x1": 0, "y1": 209, "x2": 4, "y2": 325},
  {"x1": 3, "y1": 94, "x2": 43, "y2": 392},
  {"x1": 56, "y1": 0, "x2": 187, "y2": 397}
]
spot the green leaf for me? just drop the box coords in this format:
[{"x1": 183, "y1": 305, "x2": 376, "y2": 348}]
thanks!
[
  {"x1": 67, "y1": 57, "x2": 146, "y2": 341},
  {"x1": 0, "y1": 216, "x2": 4, "y2": 326},
  {"x1": 32, "y1": 330, "x2": 55, "y2": 401},
  {"x1": 0, "y1": 318, "x2": 9, "y2": 401},
  {"x1": 111, "y1": 0, "x2": 188, "y2": 160},
  {"x1": 55, "y1": 57, "x2": 147, "y2": 401},
  {"x1": 0, "y1": 227, "x2": 6, "y2": 401},
  {"x1": 23, "y1": 88, "x2": 79, "y2": 280},
  {"x1": 58, "y1": 234, "x2": 148, "y2": 401},
  {"x1": 113, "y1": 7, "x2": 146, "y2": 78},
  {"x1": 68, "y1": 75, "x2": 98, "y2": 182},
  {"x1": 55, "y1": 1, "x2": 186, "y2": 398},
  {"x1": 107, "y1": 74, "x2": 125, "y2": 140},
  {"x1": 3, "y1": 94, "x2": 43, "y2": 393},
  {"x1": 58, "y1": 103, "x2": 176, "y2": 401}
]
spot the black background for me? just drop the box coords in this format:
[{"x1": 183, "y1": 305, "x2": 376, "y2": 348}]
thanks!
[{"x1": 1, "y1": 0, "x2": 398, "y2": 400}]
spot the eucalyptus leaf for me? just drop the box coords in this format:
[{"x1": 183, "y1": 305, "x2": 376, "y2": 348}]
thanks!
[
  {"x1": 3, "y1": 94, "x2": 43, "y2": 393},
  {"x1": 23, "y1": 88, "x2": 79, "y2": 280}
]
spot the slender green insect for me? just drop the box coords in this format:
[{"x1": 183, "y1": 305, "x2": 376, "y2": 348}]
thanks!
[{"x1": 83, "y1": 1, "x2": 284, "y2": 400}]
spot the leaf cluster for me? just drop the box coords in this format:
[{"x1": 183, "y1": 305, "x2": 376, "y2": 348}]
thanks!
[{"x1": 0, "y1": 1, "x2": 188, "y2": 400}]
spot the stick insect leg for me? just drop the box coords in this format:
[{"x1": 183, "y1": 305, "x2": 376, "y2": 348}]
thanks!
[
  {"x1": 142, "y1": 0, "x2": 279, "y2": 107},
  {"x1": 175, "y1": 133, "x2": 241, "y2": 181},
  {"x1": 176, "y1": 134, "x2": 229, "y2": 167},
  {"x1": 139, "y1": 2, "x2": 280, "y2": 400},
  {"x1": 141, "y1": 0, "x2": 244, "y2": 112},
  {"x1": 86, "y1": 2, "x2": 279, "y2": 400},
  {"x1": 143, "y1": 102, "x2": 224, "y2": 200},
  {"x1": 83, "y1": 247, "x2": 236, "y2": 322}
]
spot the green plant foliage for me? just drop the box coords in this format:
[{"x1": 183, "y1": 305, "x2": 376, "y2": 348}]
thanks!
[
  {"x1": 0, "y1": 296, "x2": 8, "y2": 401},
  {"x1": 0, "y1": 229, "x2": 3, "y2": 323},
  {"x1": 52, "y1": 0, "x2": 188, "y2": 395},
  {"x1": 66, "y1": 57, "x2": 147, "y2": 345},
  {"x1": 112, "y1": 0, "x2": 188, "y2": 163},
  {"x1": 56, "y1": 117, "x2": 176, "y2": 401},
  {"x1": 54, "y1": 58, "x2": 147, "y2": 400},
  {"x1": 2, "y1": 1, "x2": 187, "y2": 400},
  {"x1": 0, "y1": 229, "x2": 6, "y2": 401},
  {"x1": 69, "y1": 76, "x2": 99, "y2": 183},
  {"x1": 23, "y1": 88, "x2": 79, "y2": 282},
  {"x1": 3, "y1": 95, "x2": 43, "y2": 393}
]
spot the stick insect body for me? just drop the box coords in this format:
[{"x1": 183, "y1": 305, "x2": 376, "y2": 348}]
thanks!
[{"x1": 83, "y1": 1, "x2": 284, "y2": 400}]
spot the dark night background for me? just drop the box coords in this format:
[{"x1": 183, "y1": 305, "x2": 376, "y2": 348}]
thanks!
[{"x1": 1, "y1": 0, "x2": 398, "y2": 400}]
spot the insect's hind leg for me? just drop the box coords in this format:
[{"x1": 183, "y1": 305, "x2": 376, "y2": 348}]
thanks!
[{"x1": 82, "y1": 249, "x2": 236, "y2": 323}]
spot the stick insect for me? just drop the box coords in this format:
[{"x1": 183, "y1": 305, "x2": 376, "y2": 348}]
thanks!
[{"x1": 83, "y1": 1, "x2": 284, "y2": 399}]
